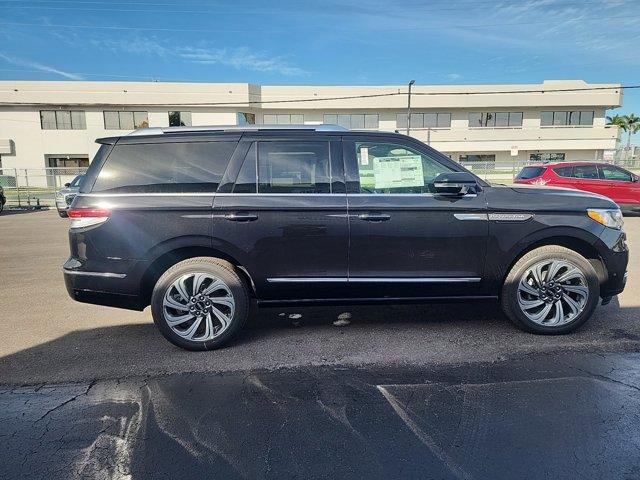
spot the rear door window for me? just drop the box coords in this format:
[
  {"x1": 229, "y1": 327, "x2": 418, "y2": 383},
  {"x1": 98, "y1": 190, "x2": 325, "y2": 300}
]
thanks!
[
  {"x1": 572, "y1": 165, "x2": 599, "y2": 180},
  {"x1": 257, "y1": 141, "x2": 331, "y2": 194},
  {"x1": 516, "y1": 166, "x2": 545, "y2": 180},
  {"x1": 92, "y1": 141, "x2": 237, "y2": 193}
]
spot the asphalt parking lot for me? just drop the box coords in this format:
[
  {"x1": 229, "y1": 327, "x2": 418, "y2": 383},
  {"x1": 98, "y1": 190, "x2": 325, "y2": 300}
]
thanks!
[
  {"x1": 1, "y1": 209, "x2": 640, "y2": 479},
  {"x1": 0, "y1": 209, "x2": 639, "y2": 385}
]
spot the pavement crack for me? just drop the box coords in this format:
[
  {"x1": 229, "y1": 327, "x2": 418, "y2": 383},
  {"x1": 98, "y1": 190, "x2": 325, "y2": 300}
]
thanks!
[
  {"x1": 575, "y1": 367, "x2": 640, "y2": 393},
  {"x1": 34, "y1": 380, "x2": 96, "y2": 423}
]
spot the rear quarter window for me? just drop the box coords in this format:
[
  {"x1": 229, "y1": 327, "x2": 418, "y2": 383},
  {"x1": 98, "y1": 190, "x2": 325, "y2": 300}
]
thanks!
[
  {"x1": 516, "y1": 166, "x2": 545, "y2": 180},
  {"x1": 92, "y1": 141, "x2": 237, "y2": 193}
]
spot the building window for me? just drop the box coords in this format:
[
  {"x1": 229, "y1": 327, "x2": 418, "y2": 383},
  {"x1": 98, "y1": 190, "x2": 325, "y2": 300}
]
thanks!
[
  {"x1": 40, "y1": 110, "x2": 86, "y2": 130},
  {"x1": 459, "y1": 154, "x2": 496, "y2": 163},
  {"x1": 263, "y1": 113, "x2": 304, "y2": 124},
  {"x1": 540, "y1": 111, "x2": 594, "y2": 126},
  {"x1": 46, "y1": 156, "x2": 90, "y2": 168},
  {"x1": 529, "y1": 153, "x2": 566, "y2": 162},
  {"x1": 468, "y1": 112, "x2": 522, "y2": 127},
  {"x1": 103, "y1": 111, "x2": 148, "y2": 130},
  {"x1": 169, "y1": 111, "x2": 192, "y2": 127},
  {"x1": 237, "y1": 112, "x2": 256, "y2": 125},
  {"x1": 324, "y1": 114, "x2": 379, "y2": 129},
  {"x1": 396, "y1": 113, "x2": 451, "y2": 129}
]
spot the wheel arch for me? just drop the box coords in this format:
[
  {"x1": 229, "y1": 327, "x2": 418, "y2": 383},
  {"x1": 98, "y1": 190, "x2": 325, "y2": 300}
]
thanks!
[
  {"x1": 501, "y1": 235, "x2": 607, "y2": 287},
  {"x1": 139, "y1": 246, "x2": 256, "y2": 307}
]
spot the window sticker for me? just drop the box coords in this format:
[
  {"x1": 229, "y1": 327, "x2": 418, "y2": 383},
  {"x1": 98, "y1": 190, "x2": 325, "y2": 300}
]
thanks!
[
  {"x1": 371, "y1": 155, "x2": 424, "y2": 189},
  {"x1": 360, "y1": 147, "x2": 369, "y2": 165}
]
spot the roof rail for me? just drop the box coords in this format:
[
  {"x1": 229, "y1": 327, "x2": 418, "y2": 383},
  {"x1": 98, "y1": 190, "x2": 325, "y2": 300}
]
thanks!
[{"x1": 127, "y1": 124, "x2": 348, "y2": 136}]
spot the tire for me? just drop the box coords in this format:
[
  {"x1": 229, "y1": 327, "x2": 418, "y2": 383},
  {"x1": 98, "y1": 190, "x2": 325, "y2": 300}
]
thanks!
[
  {"x1": 501, "y1": 245, "x2": 600, "y2": 334},
  {"x1": 151, "y1": 257, "x2": 250, "y2": 350},
  {"x1": 58, "y1": 209, "x2": 68, "y2": 218}
]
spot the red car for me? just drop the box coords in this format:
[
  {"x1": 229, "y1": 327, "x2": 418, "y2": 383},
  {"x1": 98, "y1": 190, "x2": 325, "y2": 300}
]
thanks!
[{"x1": 514, "y1": 161, "x2": 640, "y2": 213}]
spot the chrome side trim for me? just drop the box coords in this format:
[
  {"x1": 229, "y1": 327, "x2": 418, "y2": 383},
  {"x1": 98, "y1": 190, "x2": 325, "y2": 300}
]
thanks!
[
  {"x1": 488, "y1": 213, "x2": 534, "y2": 221},
  {"x1": 454, "y1": 213, "x2": 488, "y2": 221},
  {"x1": 63, "y1": 269, "x2": 126, "y2": 279},
  {"x1": 77, "y1": 192, "x2": 481, "y2": 198},
  {"x1": 267, "y1": 277, "x2": 481, "y2": 283},
  {"x1": 268, "y1": 277, "x2": 347, "y2": 283}
]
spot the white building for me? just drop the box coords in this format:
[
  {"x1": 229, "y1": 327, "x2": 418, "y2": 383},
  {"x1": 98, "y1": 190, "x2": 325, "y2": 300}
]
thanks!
[{"x1": 0, "y1": 79, "x2": 622, "y2": 177}]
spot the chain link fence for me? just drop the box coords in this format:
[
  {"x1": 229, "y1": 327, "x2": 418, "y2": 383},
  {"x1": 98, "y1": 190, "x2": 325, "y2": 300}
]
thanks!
[
  {"x1": 461, "y1": 156, "x2": 640, "y2": 183},
  {"x1": 1, "y1": 155, "x2": 639, "y2": 208},
  {"x1": 0, "y1": 168, "x2": 87, "y2": 208}
]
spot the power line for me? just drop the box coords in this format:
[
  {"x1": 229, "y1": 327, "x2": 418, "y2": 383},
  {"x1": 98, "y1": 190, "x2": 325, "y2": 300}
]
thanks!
[
  {"x1": 0, "y1": 84, "x2": 635, "y2": 107},
  {"x1": 3, "y1": 12, "x2": 640, "y2": 33}
]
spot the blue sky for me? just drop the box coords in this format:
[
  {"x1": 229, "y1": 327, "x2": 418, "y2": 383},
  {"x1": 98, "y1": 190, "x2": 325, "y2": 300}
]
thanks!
[{"x1": 1, "y1": 0, "x2": 639, "y2": 136}]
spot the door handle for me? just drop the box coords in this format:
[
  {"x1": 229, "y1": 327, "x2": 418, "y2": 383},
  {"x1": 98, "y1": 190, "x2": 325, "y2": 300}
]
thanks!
[
  {"x1": 358, "y1": 213, "x2": 391, "y2": 222},
  {"x1": 223, "y1": 212, "x2": 258, "y2": 222}
]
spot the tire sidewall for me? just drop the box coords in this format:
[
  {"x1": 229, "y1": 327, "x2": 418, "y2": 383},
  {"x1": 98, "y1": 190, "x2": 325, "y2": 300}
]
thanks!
[
  {"x1": 503, "y1": 249, "x2": 600, "y2": 334},
  {"x1": 151, "y1": 260, "x2": 249, "y2": 351}
]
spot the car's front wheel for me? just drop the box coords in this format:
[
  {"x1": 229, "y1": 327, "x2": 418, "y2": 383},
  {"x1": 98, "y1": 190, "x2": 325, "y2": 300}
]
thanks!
[
  {"x1": 501, "y1": 245, "x2": 600, "y2": 334},
  {"x1": 151, "y1": 257, "x2": 250, "y2": 350}
]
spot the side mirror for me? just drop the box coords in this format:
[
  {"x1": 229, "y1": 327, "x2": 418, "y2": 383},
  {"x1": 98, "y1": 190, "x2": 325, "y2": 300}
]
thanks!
[
  {"x1": 433, "y1": 172, "x2": 479, "y2": 196},
  {"x1": 64, "y1": 182, "x2": 71, "y2": 187},
  {"x1": 633, "y1": 175, "x2": 639, "y2": 183}
]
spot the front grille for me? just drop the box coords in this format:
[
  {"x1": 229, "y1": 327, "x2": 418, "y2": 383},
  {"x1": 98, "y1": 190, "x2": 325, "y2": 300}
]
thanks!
[{"x1": 65, "y1": 194, "x2": 76, "y2": 206}]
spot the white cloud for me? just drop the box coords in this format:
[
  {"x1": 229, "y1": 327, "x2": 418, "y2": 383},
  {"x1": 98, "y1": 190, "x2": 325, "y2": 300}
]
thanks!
[
  {"x1": 89, "y1": 38, "x2": 307, "y2": 76},
  {"x1": 178, "y1": 47, "x2": 307, "y2": 76},
  {"x1": 0, "y1": 53, "x2": 83, "y2": 80}
]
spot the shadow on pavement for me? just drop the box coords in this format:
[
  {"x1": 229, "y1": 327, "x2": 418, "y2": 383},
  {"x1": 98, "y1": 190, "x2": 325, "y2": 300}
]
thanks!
[{"x1": 1, "y1": 299, "x2": 639, "y2": 386}]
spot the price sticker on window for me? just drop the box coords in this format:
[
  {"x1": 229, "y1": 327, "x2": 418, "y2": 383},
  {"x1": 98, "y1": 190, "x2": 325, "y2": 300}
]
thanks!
[{"x1": 360, "y1": 147, "x2": 369, "y2": 166}]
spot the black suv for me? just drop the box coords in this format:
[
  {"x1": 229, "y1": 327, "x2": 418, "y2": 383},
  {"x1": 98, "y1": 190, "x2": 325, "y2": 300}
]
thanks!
[{"x1": 64, "y1": 125, "x2": 628, "y2": 350}]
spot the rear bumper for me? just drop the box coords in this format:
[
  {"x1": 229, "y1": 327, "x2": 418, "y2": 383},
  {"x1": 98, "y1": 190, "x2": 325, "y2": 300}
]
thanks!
[
  {"x1": 619, "y1": 203, "x2": 640, "y2": 214},
  {"x1": 63, "y1": 258, "x2": 146, "y2": 311}
]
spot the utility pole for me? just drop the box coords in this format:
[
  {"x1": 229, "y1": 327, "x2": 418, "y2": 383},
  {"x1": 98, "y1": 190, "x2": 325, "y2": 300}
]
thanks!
[{"x1": 406, "y1": 80, "x2": 415, "y2": 136}]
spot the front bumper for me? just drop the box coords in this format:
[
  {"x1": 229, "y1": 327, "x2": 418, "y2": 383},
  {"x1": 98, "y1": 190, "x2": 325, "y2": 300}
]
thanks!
[{"x1": 596, "y1": 228, "x2": 629, "y2": 298}]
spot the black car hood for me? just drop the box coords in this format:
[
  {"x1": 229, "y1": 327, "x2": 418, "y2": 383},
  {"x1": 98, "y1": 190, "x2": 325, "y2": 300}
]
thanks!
[{"x1": 488, "y1": 184, "x2": 618, "y2": 210}]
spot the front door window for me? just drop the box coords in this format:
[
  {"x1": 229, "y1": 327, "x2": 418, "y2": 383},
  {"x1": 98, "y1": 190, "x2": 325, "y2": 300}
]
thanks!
[{"x1": 354, "y1": 141, "x2": 453, "y2": 194}]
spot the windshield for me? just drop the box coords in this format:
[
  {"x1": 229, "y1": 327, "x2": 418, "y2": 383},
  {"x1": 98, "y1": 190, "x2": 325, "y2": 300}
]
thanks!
[{"x1": 516, "y1": 166, "x2": 545, "y2": 180}]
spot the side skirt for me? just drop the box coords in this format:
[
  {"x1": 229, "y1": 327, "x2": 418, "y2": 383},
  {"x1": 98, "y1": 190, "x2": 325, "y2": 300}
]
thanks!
[{"x1": 256, "y1": 295, "x2": 498, "y2": 307}]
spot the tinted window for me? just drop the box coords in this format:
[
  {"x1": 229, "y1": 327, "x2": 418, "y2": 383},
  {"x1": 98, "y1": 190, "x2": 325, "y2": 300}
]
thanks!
[
  {"x1": 573, "y1": 165, "x2": 598, "y2": 179},
  {"x1": 93, "y1": 141, "x2": 237, "y2": 193},
  {"x1": 600, "y1": 165, "x2": 632, "y2": 182},
  {"x1": 516, "y1": 166, "x2": 545, "y2": 180},
  {"x1": 354, "y1": 141, "x2": 453, "y2": 194},
  {"x1": 257, "y1": 141, "x2": 331, "y2": 194},
  {"x1": 553, "y1": 166, "x2": 573, "y2": 177},
  {"x1": 233, "y1": 143, "x2": 257, "y2": 193}
]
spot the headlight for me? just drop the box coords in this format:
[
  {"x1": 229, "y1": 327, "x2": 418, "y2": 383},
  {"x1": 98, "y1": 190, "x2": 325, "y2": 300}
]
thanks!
[
  {"x1": 588, "y1": 208, "x2": 624, "y2": 229},
  {"x1": 55, "y1": 191, "x2": 64, "y2": 199}
]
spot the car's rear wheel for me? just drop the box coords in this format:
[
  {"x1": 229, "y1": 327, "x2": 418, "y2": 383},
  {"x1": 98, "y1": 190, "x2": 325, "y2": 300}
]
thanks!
[
  {"x1": 501, "y1": 245, "x2": 600, "y2": 334},
  {"x1": 151, "y1": 257, "x2": 250, "y2": 350}
]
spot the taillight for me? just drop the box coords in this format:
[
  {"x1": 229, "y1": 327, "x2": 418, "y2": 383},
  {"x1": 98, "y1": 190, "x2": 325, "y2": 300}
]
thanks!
[{"x1": 68, "y1": 207, "x2": 110, "y2": 228}]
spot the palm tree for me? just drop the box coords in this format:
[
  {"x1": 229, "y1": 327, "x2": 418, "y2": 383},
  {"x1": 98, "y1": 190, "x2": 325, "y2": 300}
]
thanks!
[
  {"x1": 606, "y1": 113, "x2": 640, "y2": 150},
  {"x1": 623, "y1": 114, "x2": 640, "y2": 150}
]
